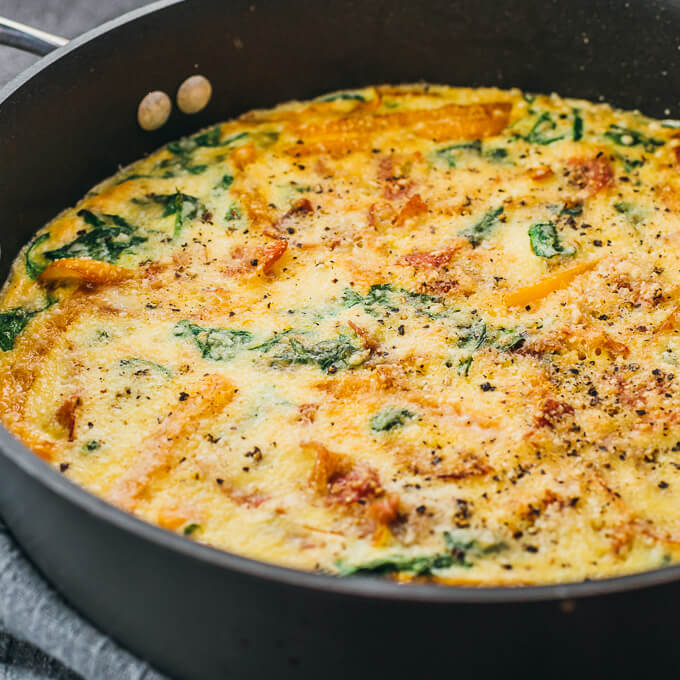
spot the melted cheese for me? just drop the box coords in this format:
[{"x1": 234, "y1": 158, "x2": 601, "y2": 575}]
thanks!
[{"x1": 3, "y1": 84, "x2": 680, "y2": 585}]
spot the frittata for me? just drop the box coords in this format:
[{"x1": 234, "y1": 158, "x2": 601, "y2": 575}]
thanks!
[{"x1": 3, "y1": 84, "x2": 680, "y2": 585}]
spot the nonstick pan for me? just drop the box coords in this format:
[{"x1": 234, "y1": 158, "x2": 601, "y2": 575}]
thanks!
[{"x1": 1, "y1": 1, "x2": 680, "y2": 678}]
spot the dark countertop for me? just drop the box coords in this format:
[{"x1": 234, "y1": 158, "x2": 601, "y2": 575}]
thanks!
[{"x1": 0, "y1": 0, "x2": 151, "y2": 87}]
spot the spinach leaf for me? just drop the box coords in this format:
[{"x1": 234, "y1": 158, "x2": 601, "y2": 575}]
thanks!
[
  {"x1": 342, "y1": 288, "x2": 365, "y2": 308},
  {"x1": 144, "y1": 192, "x2": 201, "y2": 218},
  {"x1": 489, "y1": 327, "x2": 526, "y2": 351},
  {"x1": 342, "y1": 284, "x2": 443, "y2": 319},
  {"x1": 614, "y1": 201, "x2": 646, "y2": 226},
  {"x1": 149, "y1": 192, "x2": 202, "y2": 238},
  {"x1": 460, "y1": 206, "x2": 504, "y2": 247},
  {"x1": 162, "y1": 129, "x2": 248, "y2": 177},
  {"x1": 115, "y1": 173, "x2": 150, "y2": 185},
  {"x1": 248, "y1": 328, "x2": 295, "y2": 352},
  {"x1": 154, "y1": 158, "x2": 206, "y2": 178},
  {"x1": 444, "y1": 532, "x2": 507, "y2": 559},
  {"x1": 613, "y1": 152, "x2": 645, "y2": 174},
  {"x1": 78, "y1": 210, "x2": 107, "y2": 228},
  {"x1": 403, "y1": 290, "x2": 443, "y2": 317},
  {"x1": 318, "y1": 92, "x2": 366, "y2": 102},
  {"x1": 337, "y1": 553, "x2": 457, "y2": 577},
  {"x1": 604, "y1": 124, "x2": 664, "y2": 152},
  {"x1": 456, "y1": 319, "x2": 525, "y2": 353},
  {"x1": 528, "y1": 222, "x2": 575, "y2": 258},
  {"x1": 457, "y1": 320, "x2": 487, "y2": 351},
  {"x1": 338, "y1": 532, "x2": 474, "y2": 577},
  {"x1": 25, "y1": 233, "x2": 50, "y2": 279},
  {"x1": 269, "y1": 335, "x2": 364, "y2": 373},
  {"x1": 457, "y1": 356, "x2": 473, "y2": 376},
  {"x1": 358, "y1": 284, "x2": 399, "y2": 314},
  {"x1": 119, "y1": 357, "x2": 172, "y2": 377},
  {"x1": 0, "y1": 298, "x2": 54, "y2": 351},
  {"x1": 443, "y1": 532, "x2": 476, "y2": 566},
  {"x1": 174, "y1": 320, "x2": 253, "y2": 361},
  {"x1": 484, "y1": 147, "x2": 509, "y2": 162},
  {"x1": 435, "y1": 139, "x2": 482, "y2": 167},
  {"x1": 0, "y1": 308, "x2": 38, "y2": 351},
  {"x1": 253, "y1": 130, "x2": 279, "y2": 148},
  {"x1": 183, "y1": 523, "x2": 200, "y2": 536},
  {"x1": 224, "y1": 203, "x2": 242, "y2": 224},
  {"x1": 167, "y1": 126, "x2": 222, "y2": 155},
  {"x1": 218, "y1": 174, "x2": 234, "y2": 190},
  {"x1": 524, "y1": 112, "x2": 565, "y2": 145},
  {"x1": 559, "y1": 202, "x2": 583, "y2": 218},
  {"x1": 444, "y1": 531, "x2": 508, "y2": 566},
  {"x1": 342, "y1": 284, "x2": 399, "y2": 315},
  {"x1": 370, "y1": 407, "x2": 415, "y2": 432},
  {"x1": 44, "y1": 210, "x2": 146, "y2": 263},
  {"x1": 572, "y1": 108, "x2": 584, "y2": 141}
]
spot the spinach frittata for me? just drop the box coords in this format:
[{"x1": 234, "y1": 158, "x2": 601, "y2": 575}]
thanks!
[{"x1": 3, "y1": 84, "x2": 680, "y2": 585}]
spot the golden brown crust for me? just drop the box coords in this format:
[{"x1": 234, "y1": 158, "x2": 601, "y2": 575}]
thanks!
[{"x1": 39, "y1": 258, "x2": 136, "y2": 285}]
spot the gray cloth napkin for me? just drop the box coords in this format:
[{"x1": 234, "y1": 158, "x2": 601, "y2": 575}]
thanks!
[{"x1": 0, "y1": 518, "x2": 168, "y2": 680}]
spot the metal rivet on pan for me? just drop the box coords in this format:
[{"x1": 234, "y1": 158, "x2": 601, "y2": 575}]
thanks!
[
  {"x1": 177, "y1": 75, "x2": 212, "y2": 114},
  {"x1": 137, "y1": 90, "x2": 172, "y2": 131}
]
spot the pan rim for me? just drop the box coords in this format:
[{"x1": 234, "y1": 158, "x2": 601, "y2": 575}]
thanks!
[{"x1": 1, "y1": 0, "x2": 680, "y2": 606}]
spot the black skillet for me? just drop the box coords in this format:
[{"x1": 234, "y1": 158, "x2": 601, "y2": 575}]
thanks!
[{"x1": 1, "y1": 1, "x2": 679, "y2": 678}]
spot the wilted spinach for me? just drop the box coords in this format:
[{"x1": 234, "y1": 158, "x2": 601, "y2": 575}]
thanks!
[
  {"x1": 25, "y1": 232, "x2": 50, "y2": 279},
  {"x1": 43, "y1": 210, "x2": 146, "y2": 263},
  {"x1": 457, "y1": 356, "x2": 473, "y2": 376},
  {"x1": 614, "y1": 201, "x2": 646, "y2": 227},
  {"x1": 174, "y1": 320, "x2": 253, "y2": 361},
  {"x1": 338, "y1": 531, "x2": 475, "y2": 577},
  {"x1": 604, "y1": 124, "x2": 663, "y2": 152},
  {"x1": 158, "y1": 129, "x2": 249, "y2": 177},
  {"x1": 248, "y1": 328, "x2": 295, "y2": 352},
  {"x1": 167, "y1": 127, "x2": 247, "y2": 155},
  {"x1": 224, "y1": 203, "x2": 243, "y2": 224},
  {"x1": 370, "y1": 407, "x2": 415, "y2": 432},
  {"x1": 218, "y1": 174, "x2": 234, "y2": 190},
  {"x1": 268, "y1": 335, "x2": 364, "y2": 373},
  {"x1": 141, "y1": 192, "x2": 201, "y2": 238},
  {"x1": 434, "y1": 139, "x2": 482, "y2": 167},
  {"x1": 0, "y1": 298, "x2": 54, "y2": 351},
  {"x1": 342, "y1": 284, "x2": 442, "y2": 319},
  {"x1": 572, "y1": 108, "x2": 584, "y2": 141},
  {"x1": 459, "y1": 206, "x2": 504, "y2": 247},
  {"x1": 317, "y1": 92, "x2": 366, "y2": 102},
  {"x1": 528, "y1": 222, "x2": 575, "y2": 258},
  {"x1": 524, "y1": 112, "x2": 565, "y2": 145},
  {"x1": 336, "y1": 553, "x2": 458, "y2": 577},
  {"x1": 456, "y1": 319, "x2": 525, "y2": 354},
  {"x1": 119, "y1": 357, "x2": 172, "y2": 377}
]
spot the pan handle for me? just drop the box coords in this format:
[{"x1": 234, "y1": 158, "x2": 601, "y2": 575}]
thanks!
[{"x1": 0, "y1": 17, "x2": 68, "y2": 56}]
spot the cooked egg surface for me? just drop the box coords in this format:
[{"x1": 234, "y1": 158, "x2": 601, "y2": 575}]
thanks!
[{"x1": 3, "y1": 84, "x2": 680, "y2": 585}]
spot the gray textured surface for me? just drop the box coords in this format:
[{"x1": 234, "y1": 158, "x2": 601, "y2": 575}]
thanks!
[
  {"x1": 0, "y1": 0, "x2": 151, "y2": 87},
  {"x1": 0, "y1": 518, "x2": 167, "y2": 680},
  {"x1": 0, "y1": 3, "x2": 170, "y2": 678}
]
